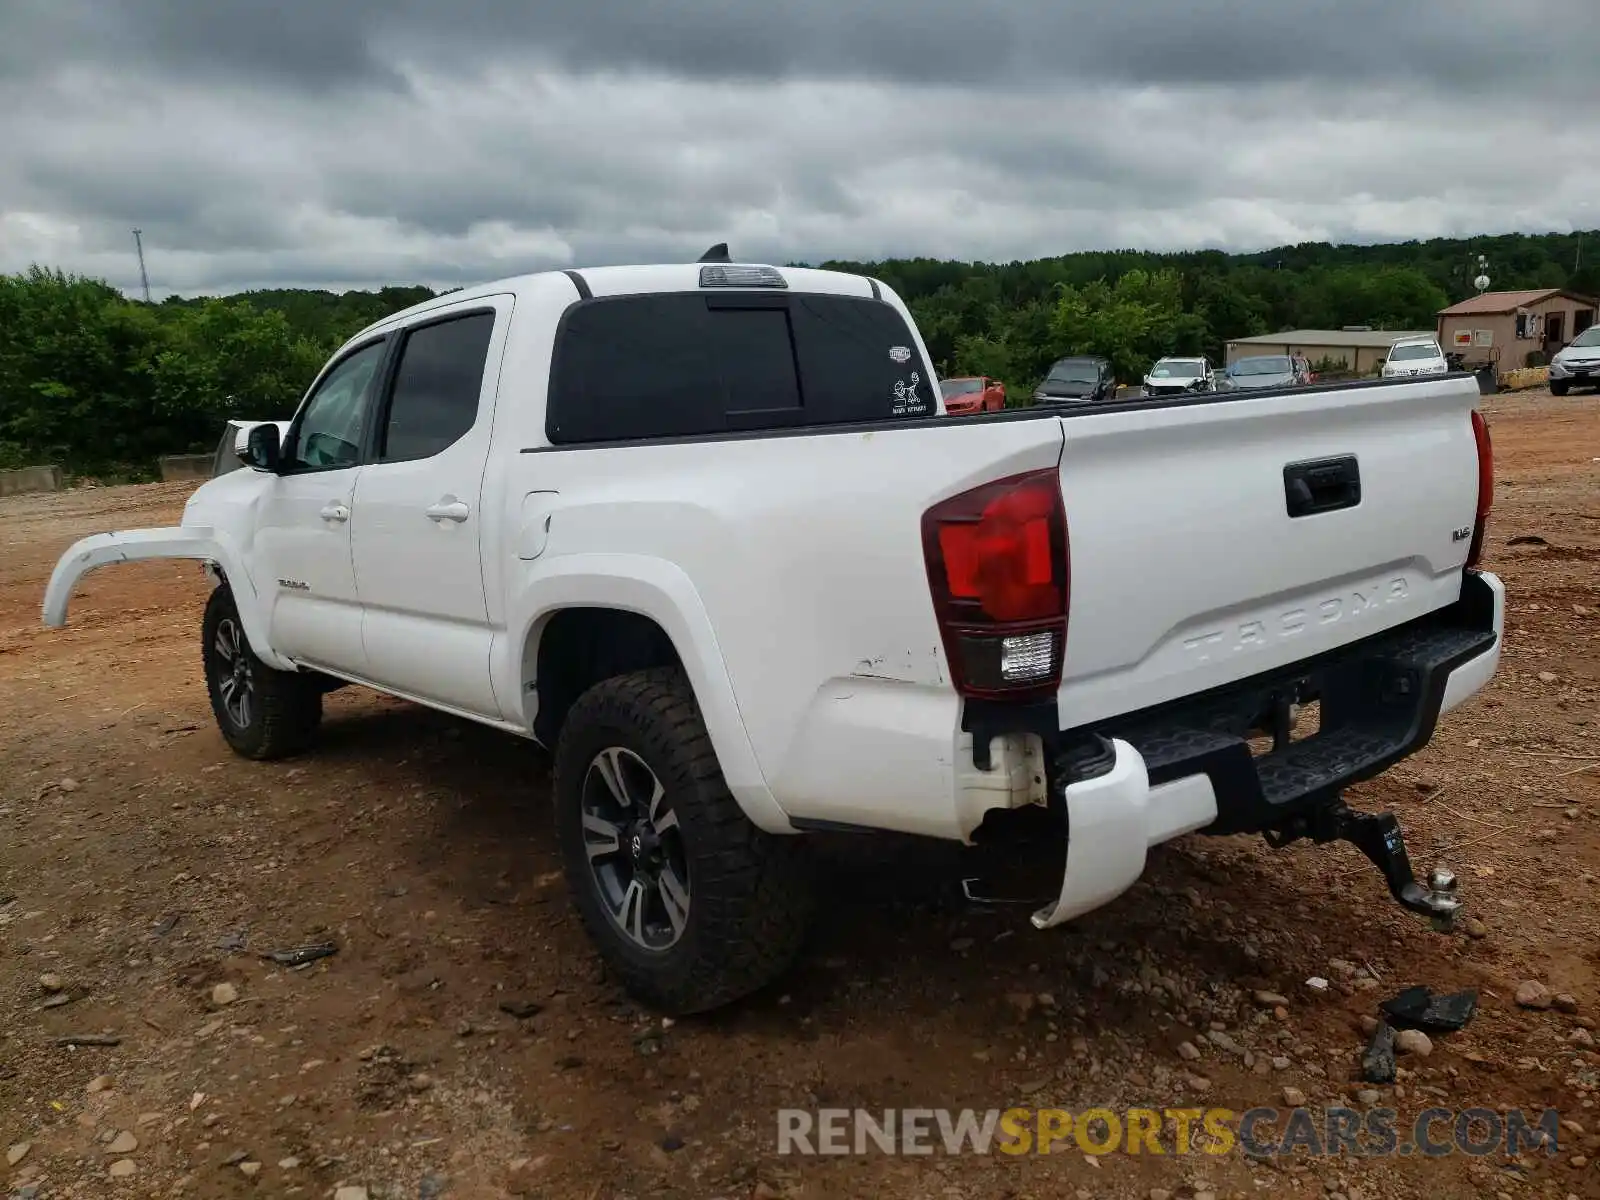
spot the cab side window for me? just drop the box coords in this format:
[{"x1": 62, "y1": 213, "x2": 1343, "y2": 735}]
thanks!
[
  {"x1": 285, "y1": 340, "x2": 387, "y2": 472},
  {"x1": 379, "y1": 312, "x2": 496, "y2": 463}
]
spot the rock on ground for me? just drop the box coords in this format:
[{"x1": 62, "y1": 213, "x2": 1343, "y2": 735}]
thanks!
[
  {"x1": 1515, "y1": 980, "x2": 1553, "y2": 1010},
  {"x1": 1395, "y1": 1029, "x2": 1433, "y2": 1057}
]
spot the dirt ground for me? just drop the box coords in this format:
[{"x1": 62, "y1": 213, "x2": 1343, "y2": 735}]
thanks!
[{"x1": 1, "y1": 389, "x2": 1597, "y2": 1200}]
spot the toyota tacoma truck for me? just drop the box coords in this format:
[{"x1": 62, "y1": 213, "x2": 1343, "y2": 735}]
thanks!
[{"x1": 42, "y1": 250, "x2": 1502, "y2": 1015}]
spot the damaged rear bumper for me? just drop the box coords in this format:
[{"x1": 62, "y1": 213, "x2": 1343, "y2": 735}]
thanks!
[
  {"x1": 1029, "y1": 737, "x2": 1215, "y2": 928},
  {"x1": 1028, "y1": 570, "x2": 1504, "y2": 929}
]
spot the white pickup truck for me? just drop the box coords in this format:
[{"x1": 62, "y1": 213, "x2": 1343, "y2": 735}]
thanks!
[{"x1": 43, "y1": 251, "x2": 1503, "y2": 1014}]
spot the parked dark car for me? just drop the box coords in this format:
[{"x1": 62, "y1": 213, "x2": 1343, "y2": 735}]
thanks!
[{"x1": 1033, "y1": 355, "x2": 1115, "y2": 403}]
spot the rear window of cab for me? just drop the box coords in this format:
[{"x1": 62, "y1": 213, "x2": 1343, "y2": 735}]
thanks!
[{"x1": 547, "y1": 293, "x2": 937, "y2": 443}]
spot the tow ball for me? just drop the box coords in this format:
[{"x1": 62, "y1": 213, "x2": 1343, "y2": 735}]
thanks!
[{"x1": 1265, "y1": 797, "x2": 1463, "y2": 932}]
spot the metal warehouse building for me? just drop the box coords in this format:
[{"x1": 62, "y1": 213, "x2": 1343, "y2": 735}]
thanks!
[{"x1": 1224, "y1": 328, "x2": 1431, "y2": 375}]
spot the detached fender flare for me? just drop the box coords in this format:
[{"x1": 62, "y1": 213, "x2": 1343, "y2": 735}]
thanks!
[
  {"x1": 41, "y1": 526, "x2": 292, "y2": 671},
  {"x1": 503, "y1": 552, "x2": 793, "y2": 834}
]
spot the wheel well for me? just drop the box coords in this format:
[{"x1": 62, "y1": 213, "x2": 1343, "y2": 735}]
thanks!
[{"x1": 530, "y1": 608, "x2": 683, "y2": 745}]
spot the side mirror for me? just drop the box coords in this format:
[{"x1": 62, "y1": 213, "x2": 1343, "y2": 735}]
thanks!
[{"x1": 240, "y1": 422, "x2": 282, "y2": 473}]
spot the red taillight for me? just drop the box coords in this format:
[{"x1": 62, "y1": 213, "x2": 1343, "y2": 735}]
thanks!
[
  {"x1": 1466, "y1": 409, "x2": 1493, "y2": 569},
  {"x1": 923, "y1": 470, "x2": 1069, "y2": 700}
]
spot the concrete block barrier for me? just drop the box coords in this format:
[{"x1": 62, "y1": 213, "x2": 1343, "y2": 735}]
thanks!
[{"x1": 0, "y1": 464, "x2": 64, "y2": 496}]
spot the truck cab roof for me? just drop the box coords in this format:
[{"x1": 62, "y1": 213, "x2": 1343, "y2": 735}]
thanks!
[{"x1": 352, "y1": 263, "x2": 879, "y2": 343}]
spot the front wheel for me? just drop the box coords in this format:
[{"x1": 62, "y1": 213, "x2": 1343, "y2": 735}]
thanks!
[
  {"x1": 201, "y1": 586, "x2": 323, "y2": 760},
  {"x1": 1551, "y1": 379, "x2": 1571, "y2": 396},
  {"x1": 553, "y1": 668, "x2": 814, "y2": 1015}
]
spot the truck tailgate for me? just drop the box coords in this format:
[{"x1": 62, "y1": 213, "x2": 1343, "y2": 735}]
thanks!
[{"x1": 1055, "y1": 375, "x2": 1483, "y2": 729}]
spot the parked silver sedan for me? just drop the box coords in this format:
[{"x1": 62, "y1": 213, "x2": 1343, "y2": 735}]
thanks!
[{"x1": 1222, "y1": 355, "x2": 1303, "y2": 391}]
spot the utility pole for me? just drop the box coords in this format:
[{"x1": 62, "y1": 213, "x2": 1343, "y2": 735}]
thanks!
[{"x1": 131, "y1": 228, "x2": 151, "y2": 303}]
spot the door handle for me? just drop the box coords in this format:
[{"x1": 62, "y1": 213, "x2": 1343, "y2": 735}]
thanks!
[
  {"x1": 425, "y1": 499, "x2": 471, "y2": 523},
  {"x1": 319, "y1": 502, "x2": 350, "y2": 523}
]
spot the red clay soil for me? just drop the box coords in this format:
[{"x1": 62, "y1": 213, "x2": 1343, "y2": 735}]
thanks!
[{"x1": 0, "y1": 389, "x2": 1596, "y2": 1199}]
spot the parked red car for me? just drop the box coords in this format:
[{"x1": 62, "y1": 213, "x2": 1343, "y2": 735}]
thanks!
[{"x1": 939, "y1": 375, "x2": 1007, "y2": 414}]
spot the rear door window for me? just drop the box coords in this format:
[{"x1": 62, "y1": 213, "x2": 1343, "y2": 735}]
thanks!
[
  {"x1": 379, "y1": 311, "x2": 496, "y2": 463},
  {"x1": 547, "y1": 293, "x2": 935, "y2": 443}
]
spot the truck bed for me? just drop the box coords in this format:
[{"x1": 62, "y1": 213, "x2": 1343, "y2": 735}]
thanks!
[{"x1": 508, "y1": 368, "x2": 1487, "y2": 841}]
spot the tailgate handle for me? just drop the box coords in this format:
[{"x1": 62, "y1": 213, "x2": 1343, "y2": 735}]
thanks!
[{"x1": 1284, "y1": 455, "x2": 1361, "y2": 518}]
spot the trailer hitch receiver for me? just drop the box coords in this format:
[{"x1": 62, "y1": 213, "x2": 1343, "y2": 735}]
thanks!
[{"x1": 1265, "y1": 798, "x2": 1463, "y2": 932}]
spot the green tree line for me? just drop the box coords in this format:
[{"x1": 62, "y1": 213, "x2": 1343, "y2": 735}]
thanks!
[
  {"x1": 823, "y1": 228, "x2": 1600, "y2": 389},
  {"x1": 2, "y1": 229, "x2": 1595, "y2": 475},
  {"x1": 0, "y1": 270, "x2": 434, "y2": 475}
]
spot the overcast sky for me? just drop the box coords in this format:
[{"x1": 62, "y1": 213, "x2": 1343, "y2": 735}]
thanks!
[{"x1": 1, "y1": 0, "x2": 1596, "y2": 297}]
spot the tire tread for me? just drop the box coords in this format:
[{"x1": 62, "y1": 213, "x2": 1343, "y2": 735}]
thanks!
[
  {"x1": 202, "y1": 586, "x2": 322, "y2": 761},
  {"x1": 554, "y1": 667, "x2": 812, "y2": 1014}
]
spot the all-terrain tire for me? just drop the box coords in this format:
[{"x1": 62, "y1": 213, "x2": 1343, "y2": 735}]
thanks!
[
  {"x1": 201, "y1": 585, "x2": 323, "y2": 760},
  {"x1": 553, "y1": 667, "x2": 814, "y2": 1015}
]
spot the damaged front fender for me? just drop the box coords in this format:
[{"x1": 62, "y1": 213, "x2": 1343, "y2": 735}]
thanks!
[{"x1": 40, "y1": 526, "x2": 289, "y2": 670}]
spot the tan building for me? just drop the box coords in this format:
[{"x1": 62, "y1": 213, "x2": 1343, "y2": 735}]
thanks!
[
  {"x1": 1224, "y1": 329, "x2": 1430, "y2": 375},
  {"x1": 1436, "y1": 289, "x2": 1598, "y2": 371}
]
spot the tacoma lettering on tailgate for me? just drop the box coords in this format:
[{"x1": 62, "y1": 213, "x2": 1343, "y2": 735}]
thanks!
[{"x1": 1181, "y1": 578, "x2": 1409, "y2": 662}]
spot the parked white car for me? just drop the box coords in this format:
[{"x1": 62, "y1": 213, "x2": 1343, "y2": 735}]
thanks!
[
  {"x1": 1381, "y1": 336, "x2": 1449, "y2": 379},
  {"x1": 42, "y1": 254, "x2": 1502, "y2": 1014},
  {"x1": 1142, "y1": 356, "x2": 1213, "y2": 397},
  {"x1": 1548, "y1": 325, "x2": 1600, "y2": 395}
]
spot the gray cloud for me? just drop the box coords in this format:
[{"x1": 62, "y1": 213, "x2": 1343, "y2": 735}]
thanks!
[
  {"x1": 0, "y1": 1, "x2": 1596, "y2": 296},
  {"x1": 11, "y1": 0, "x2": 1591, "y2": 90}
]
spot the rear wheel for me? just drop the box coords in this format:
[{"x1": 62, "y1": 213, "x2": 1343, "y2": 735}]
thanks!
[
  {"x1": 1551, "y1": 379, "x2": 1570, "y2": 396},
  {"x1": 553, "y1": 668, "x2": 813, "y2": 1014},
  {"x1": 202, "y1": 585, "x2": 322, "y2": 760}
]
